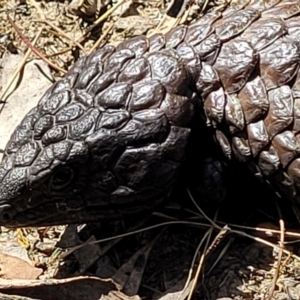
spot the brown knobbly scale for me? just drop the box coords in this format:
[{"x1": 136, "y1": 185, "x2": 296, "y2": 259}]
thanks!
[
  {"x1": 264, "y1": 85, "x2": 293, "y2": 139},
  {"x1": 2, "y1": 1, "x2": 300, "y2": 227},
  {"x1": 224, "y1": 93, "x2": 245, "y2": 134},
  {"x1": 259, "y1": 38, "x2": 300, "y2": 90},
  {"x1": 247, "y1": 120, "x2": 269, "y2": 157},
  {"x1": 241, "y1": 18, "x2": 287, "y2": 50},
  {"x1": 238, "y1": 75, "x2": 269, "y2": 124},
  {"x1": 214, "y1": 9, "x2": 260, "y2": 41},
  {"x1": 213, "y1": 39, "x2": 258, "y2": 93}
]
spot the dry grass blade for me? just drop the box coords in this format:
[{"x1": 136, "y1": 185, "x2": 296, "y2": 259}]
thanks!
[
  {"x1": 266, "y1": 219, "x2": 285, "y2": 300},
  {"x1": 7, "y1": 15, "x2": 66, "y2": 74},
  {"x1": 89, "y1": 22, "x2": 114, "y2": 54},
  {"x1": 40, "y1": 22, "x2": 86, "y2": 53},
  {"x1": 79, "y1": 0, "x2": 128, "y2": 40},
  {"x1": 151, "y1": 0, "x2": 191, "y2": 35},
  {"x1": 186, "y1": 189, "x2": 300, "y2": 261},
  {"x1": 113, "y1": 229, "x2": 166, "y2": 296},
  {"x1": 183, "y1": 228, "x2": 212, "y2": 300},
  {"x1": 0, "y1": 28, "x2": 43, "y2": 102},
  {"x1": 59, "y1": 220, "x2": 212, "y2": 259},
  {"x1": 187, "y1": 188, "x2": 222, "y2": 230}
]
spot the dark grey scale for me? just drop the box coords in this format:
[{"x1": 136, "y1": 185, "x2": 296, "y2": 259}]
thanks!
[
  {"x1": 56, "y1": 103, "x2": 85, "y2": 123},
  {"x1": 68, "y1": 108, "x2": 101, "y2": 140},
  {"x1": 116, "y1": 36, "x2": 149, "y2": 58},
  {"x1": 29, "y1": 146, "x2": 58, "y2": 176},
  {"x1": 160, "y1": 126, "x2": 190, "y2": 162},
  {"x1": 103, "y1": 49, "x2": 135, "y2": 73},
  {"x1": 0, "y1": 168, "x2": 27, "y2": 200},
  {"x1": 128, "y1": 80, "x2": 166, "y2": 112},
  {"x1": 95, "y1": 82, "x2": 132, "y2": 109},
  {"x1": 203, "y1": 87, "x2": 225, "y2": 127},
  {"x1": 74, "y1": 90, "x2": 94, "y2": 108},
  {"x1": 160, "y1": 93, "x2": 194, "y2": 127},
  {"x1": 87, "y1": 69, "x2": 119, "y2": 96},
  {"x1": 85, "y1": 44, "x2": 115, "y2": 65},
  {"x1": 34, "y1": 115, "x2": 54, "y2": 138},
  {"x1": 117, "y1": 109, "x2": 169, "y2": 146},
  {"x1": 185, "y1": 23, "x2": 215, "y2": 47},
  {"x1": 148, "y1": 33, "x2": 165, "y2": 52},
  {"x1": 261, "y1": 1, "x2": 300, "y2": 19},
  {"x1": 67, "y1": 55, "x2": 88, "y2": 75},
  {"x1": 241, "y1": 18, "x2": 287, "y2": 50},
  {"x1": 147, "y1": 50, "x2": 189, "y2": 95},
  {"x1": 196, "y1": 63, "x2": 220, "y2": 98},
  {"x1": 193, "y1": 10, "x2": 221, "y2": 26},
  {"x1": 42, "y1": 126, "x2": 67, "y2": 146},
  {"x1": 85, "y1": 129, "x2": 125, "y2": 169},
  {"x1": 165, "y1": 25, "x2": 187, "y2": 49},
  {"x1": 14, "y1": 142, "x2": 40, "y2": 167},
  {"x1": 39, "y1": 90, "x2": 71, "y2": 116},
  {"x1": 118, "y1": 57, "x2": 152, "y2": 84},
  {"x1": 192, "y1": 33, "x2": 221, "y2": 64},
  {"x1": 5, "y1": 107, "x2": 40, "y2": 154},
  {"x1": 176, "y1": 43, "x2": 201, "y2": 80},
  {"x1": 286, "y1": 16, "x2": 300, "y2": 43},
  {"x1": 97, "y1": 110, "x2": 130, "y2": 130},
  {"x1": 112, "y1": 144, "x2": 165, "y2": 188},
  {"x1": 74, "y1": 61, "x2": 103, "y2": 90},
  {"x1": 0, "y1": 156, "x2": 15, "y2": 182},
  {"x1": 214, "y1": 9, "x2": 260, "y2": 41},
  {"x1": 29, "y1": 142, "x2": 73, "y2": 188}
]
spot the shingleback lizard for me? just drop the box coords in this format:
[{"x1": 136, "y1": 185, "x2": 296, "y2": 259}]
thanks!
[{"x1": 1, "y1": 0, "x2": 300, "y2": 227}]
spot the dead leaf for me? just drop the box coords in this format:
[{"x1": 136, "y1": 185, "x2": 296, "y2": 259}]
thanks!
[
  {"x1": 0, "y1": 253, "x2": 43, "y2": 280},
  {"x1": 0, "y1": 276, "x2": 141, "y2": 300}
]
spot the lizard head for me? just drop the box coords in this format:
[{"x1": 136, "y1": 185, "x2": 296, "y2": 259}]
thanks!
[
  {"x1": 0, "y1": 81, "x2": 192, "y2": 228},
  {"x1": 0, "y1": 100, "x2": 183, "y2": 227},
  {"x1": 0, "y1": 47, "x2": 195, "y2": 227}
]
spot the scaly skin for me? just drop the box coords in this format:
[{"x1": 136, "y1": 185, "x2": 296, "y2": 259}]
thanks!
[{"x1": 1, "y1": 0, "x2": 300, "y2": 227}]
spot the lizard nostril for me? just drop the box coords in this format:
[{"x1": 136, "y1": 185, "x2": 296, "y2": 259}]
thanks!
[
  {"x1": 0, "y1": 205, "x2": 15, "y2": 223},
  {"x1": 1, "y1": 212, "x2": 12, "y2": 222}
]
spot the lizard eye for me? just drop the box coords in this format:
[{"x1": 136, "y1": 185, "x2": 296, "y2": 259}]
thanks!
[{"x1": 51, "y1": 167, "x2": 74, "y2": 190}]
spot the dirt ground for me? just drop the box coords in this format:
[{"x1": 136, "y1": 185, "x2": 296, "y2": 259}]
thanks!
[{"x1": 1, "y1": 1, "x2": 300, "y2": 300}]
